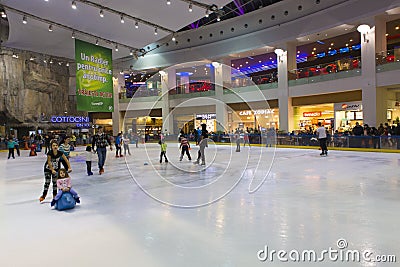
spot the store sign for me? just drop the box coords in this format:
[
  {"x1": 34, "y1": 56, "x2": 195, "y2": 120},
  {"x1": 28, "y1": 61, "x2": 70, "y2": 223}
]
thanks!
[
  {"x1": 50, "y1": 116, "x2": 90, "y2": 128},
  {"x1": 239, "y1": 109, "x2": 274, "y2": 116},
  {"x1": 303, "y1": 112, "x2": 321, "y2": 117},
  {"x1": 334, "y1": 102, "x2": 362, "y2": 111},
  {"x1": 196, "y1": 113, "x2": 216, "y2": 120},
  {"x1": 51, "y1": 116, "x2": 90, "y2": 123}
]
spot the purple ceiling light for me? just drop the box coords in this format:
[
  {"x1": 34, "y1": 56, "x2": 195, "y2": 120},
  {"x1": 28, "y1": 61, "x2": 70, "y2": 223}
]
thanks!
[{"x1": 233, "y1": 0, "x2": 245, "y2": 16}]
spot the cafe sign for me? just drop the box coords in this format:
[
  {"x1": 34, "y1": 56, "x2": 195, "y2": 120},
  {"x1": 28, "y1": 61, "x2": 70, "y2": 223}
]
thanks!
[{"x1": 239, "y1": 109, "x2": 274, "y2": 116}]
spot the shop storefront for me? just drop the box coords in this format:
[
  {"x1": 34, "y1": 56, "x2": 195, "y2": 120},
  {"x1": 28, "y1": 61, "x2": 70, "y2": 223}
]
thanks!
[
  {"x1": 387, "y1": 100, "x2": 400, "y2": 125},
  {"x1": 334, "y1": 101, "x2": 363, "y2": 132},
  {"x1": 135, "y1": 116, "x2": 163, "y2": 139},
  {"x1": 195, "y1": 113, "x2": 216, "y2": 133},
  {"x1": 231, "y1": 109, "x2": 279, "y2": 132},
  {"x1": 293, "y1": 104, "x2": 334, "y2": 133},
  {"x1": 93, "y1": 118, "x2": 113, "y2": 134}
]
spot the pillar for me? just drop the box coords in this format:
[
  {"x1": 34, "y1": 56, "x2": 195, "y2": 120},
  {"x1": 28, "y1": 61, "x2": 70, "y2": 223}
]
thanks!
[
  {"x1": 213, "y1": 61, "x2": 229, "y2": 132},
  {"x1": 112, "y1": 74, "x2": 124, "y2": 136},
  {"x1": 276, "y1": 43, "x2": 295, "y2": 133},
  {"x1": 161, "y1": 69, "x2": 175, "y2": 135}
]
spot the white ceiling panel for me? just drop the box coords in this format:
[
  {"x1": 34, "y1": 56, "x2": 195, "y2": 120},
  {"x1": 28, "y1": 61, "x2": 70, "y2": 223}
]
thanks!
[{"x1": 1, "y1": 0, "x2": 231, "y2": 59}]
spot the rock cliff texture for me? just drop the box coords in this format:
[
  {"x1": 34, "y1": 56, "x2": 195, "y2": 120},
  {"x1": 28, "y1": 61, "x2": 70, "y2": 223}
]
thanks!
[{"x1": 0, "y1": 49, "x2": 81, "y2": 127}]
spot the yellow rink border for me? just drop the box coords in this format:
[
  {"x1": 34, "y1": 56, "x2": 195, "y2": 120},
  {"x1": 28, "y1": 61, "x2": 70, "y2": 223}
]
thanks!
[
  {"x1": 1, "y1": 144, "x2": 399, "y2": 154},
  {"x1": 208, "y1": 142, "x2": 400, "y2": 153}
]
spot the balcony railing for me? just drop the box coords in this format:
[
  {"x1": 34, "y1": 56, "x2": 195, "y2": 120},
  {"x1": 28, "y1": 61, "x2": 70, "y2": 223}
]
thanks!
[
  {"x1": 288, "y1": 57, "x2": 362, "y2": 86},
  {"x1": 376, "y1": 49, "x2": 400, "y2": 72}
]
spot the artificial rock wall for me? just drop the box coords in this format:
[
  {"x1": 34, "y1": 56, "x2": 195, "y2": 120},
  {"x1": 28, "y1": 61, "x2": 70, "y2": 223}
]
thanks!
[{"x1": 0, "y1": 49, "x2": 80, "y2": 126}]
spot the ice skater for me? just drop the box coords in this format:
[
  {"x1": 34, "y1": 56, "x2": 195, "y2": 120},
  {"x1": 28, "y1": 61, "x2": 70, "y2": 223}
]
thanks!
[
  {"x1": 316, "y1": 122, "x2": 328, "y2": 156},
  {"x1": 39, "y1": 140, "x2": 72, "y2": 202},
  {"x1": 85, "y1": 145, "x2": 93, "y2": 176},
  {"x1": 6, "y1": 137, "x2": 16, "y2": 159},
  {"x1": 195, "y1": 135, "x2": 208, "y2": 165},
  {"x1": 159, "y1": 139, "x2": 168, "y2": 163},
  {"x1": 92, "y1": 126, "x2": 113, "y2": 175},
  {"x1": 179, "y1": 134, "x2": 192, "y2": 161},
  {"x1": 123, "y1": 134, "x2": 131, "y2": 156},
  {"x1": 51, "y1": 168, "x2": 80, "y2": 207}
]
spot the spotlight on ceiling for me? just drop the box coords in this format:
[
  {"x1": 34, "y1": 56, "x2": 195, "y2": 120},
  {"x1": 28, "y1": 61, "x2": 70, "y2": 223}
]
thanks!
[
  {"x1": 167, "y1": 0, "x2": 171, "y2": 5},
  {"x1": 154, "y1": 28, "x2": 158, "y2": 35},
  {"x1": 48, "y1": 24, "x2": 53, "y2": 32},
  {"x1": 99, "y1": 9, "x2": 104, "y2": 17},
  {"x1": 209, "y1": 4, "x2": 218, "y2": 12},
  {"x1": 71, "y1": 1, "x2": 77, "y2": 9},
  {"x1": 120, "y1": 15, "x2": 124, "y2": 23},
  {"x1": 135, "y1": 21, "x2": 139, "y2": 29},
  {"x1": 22, "y1": 15, "x2": 27, "y2": 24},
  {"x1": 189, "y1": 3, "x2": 193, "y2": 12}
]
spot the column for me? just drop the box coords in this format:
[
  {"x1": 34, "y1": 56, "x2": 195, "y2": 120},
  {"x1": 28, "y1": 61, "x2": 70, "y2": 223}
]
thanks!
[
  {"x1": 358, "y1": 23, "x2": 385, "y2": 127},
  {"x1": 374, "y1": 17, "x2": 389, "y2": 125},
  {"x1": 112, "y1": 74, "x2": 124, "y2": 136},
  {"x1": 213, "y1": 61, "x2": 229, "y2": 132},
  {"x1": 161, "y1": 69, "x2": 175, "y2": 135},
  {"x1": 276, "y1": 43, "x2": 294, "y2": 133}
]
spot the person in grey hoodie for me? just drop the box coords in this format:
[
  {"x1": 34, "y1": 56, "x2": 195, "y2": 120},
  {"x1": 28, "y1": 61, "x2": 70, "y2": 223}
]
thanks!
[{"x1": 195, "y1": 135, "x2": 208, "y2": 165}]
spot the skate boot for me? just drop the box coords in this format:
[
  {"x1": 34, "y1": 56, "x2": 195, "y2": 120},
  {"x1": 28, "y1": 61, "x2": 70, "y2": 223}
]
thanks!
[
  {"x1": 39, "y1": 195, "x2": 46, "y2": 202},
  {"x1": 50, "y1": 199, "x2": 56, "y2": 207}
]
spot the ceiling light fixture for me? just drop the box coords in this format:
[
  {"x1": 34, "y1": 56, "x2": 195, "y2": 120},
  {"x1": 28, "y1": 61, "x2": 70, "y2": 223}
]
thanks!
[
  {"x1": 154, "y1": 28, "x2": 158, "y2": 35},
  {"x1": 217, "y1": 15, "x2": 221, "y2": 21},
  {"x1": 66, "y1": 62, "x2": 70, "y2": 67},
  {"x1": 48, "y1": 24, "x2": 53, "y2": 32},
  {"x1": 189, "y1": 3, "x2": 193, "y2": 12},
  {"x1": 135, "y1": 21, "x2": 139, "y2": 29},
  {"x1": 205, "y1": 9, "x2": 209, "y2": 17},
  {"x1": 22, "y1": 15, "x2": 27, "y2": 24},
  {"x1": 71, "y1": 31, "x2": 75, "y2": 38},
  {"x1": 99, "y1": 9, "x2": 104, "y2": 17},
  {"x1": 115, "y1": 44, "x2": 118, "y2": 51},
  {"x1": 1, "y1": 11, "x2": 6, "y2": 18},
  {"x1": 95, "y1": 39, "x2": 99, "y2": 45},
  {"x1": 172, "y1": 35, "x2": 176, "y2": 42},
  {"x1": 130, "y1": 49, "x2": 133, "y2": 55},
  {"x1": 120, "y1": 15, "x2": 124, "y2": 23},
  {"x1": 167, "y1": 0, "x2": 171, "y2": 5},
  {"x1": 71, "y1": 1, "x2": 77, "y2": 10},
  {"x1": 357, "y1": 24, "x2": 371, "y2": 43}
]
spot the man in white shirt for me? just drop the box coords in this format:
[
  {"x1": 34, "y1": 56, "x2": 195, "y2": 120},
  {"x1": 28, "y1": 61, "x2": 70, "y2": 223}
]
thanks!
[{"x1": 316, "y1": 122, "x2": 328, "y2": 156}]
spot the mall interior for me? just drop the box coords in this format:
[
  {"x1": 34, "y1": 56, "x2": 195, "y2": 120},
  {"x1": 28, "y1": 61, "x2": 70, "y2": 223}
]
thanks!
[
  {"x1": 1, "y1": 1, "x2": 400, "y2": 267},
  {"x1": 1, "y1": 0, "x2": 400, "y2": 146}
]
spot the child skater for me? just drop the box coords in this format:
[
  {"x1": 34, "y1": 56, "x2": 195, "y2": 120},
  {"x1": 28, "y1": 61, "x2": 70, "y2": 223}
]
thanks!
[
  {"x1": 39, "y1": 140, "x2": 72, "y2": 202},
  {"x1": 51, "y1": 168, "x2": 80, "y2": 207},
  {"x1": 85, "y1": 145, "x2": 93, "y2": 176},
  {"x1": 159, "y1": 139, "x2": 168, "y2": 163},
  {"x1": 179, "y1": 134, "x2": 192, "y2": 161}
]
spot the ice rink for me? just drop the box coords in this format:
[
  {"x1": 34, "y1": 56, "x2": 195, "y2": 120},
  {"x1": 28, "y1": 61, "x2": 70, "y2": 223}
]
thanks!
[{"x1": 1, "y1": 144, "x2": 399, "y2": 267}]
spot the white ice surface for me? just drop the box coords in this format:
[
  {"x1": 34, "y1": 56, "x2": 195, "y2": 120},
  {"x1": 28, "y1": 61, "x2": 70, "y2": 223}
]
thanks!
[{"x1": 0, "y1": 144, "x2": 399, "y2": 267}]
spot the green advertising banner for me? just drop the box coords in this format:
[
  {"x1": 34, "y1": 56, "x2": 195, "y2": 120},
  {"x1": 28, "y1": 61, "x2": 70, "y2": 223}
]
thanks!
[{"x1": 75, "y1": 39, "x2": 113, "y2": 112}]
